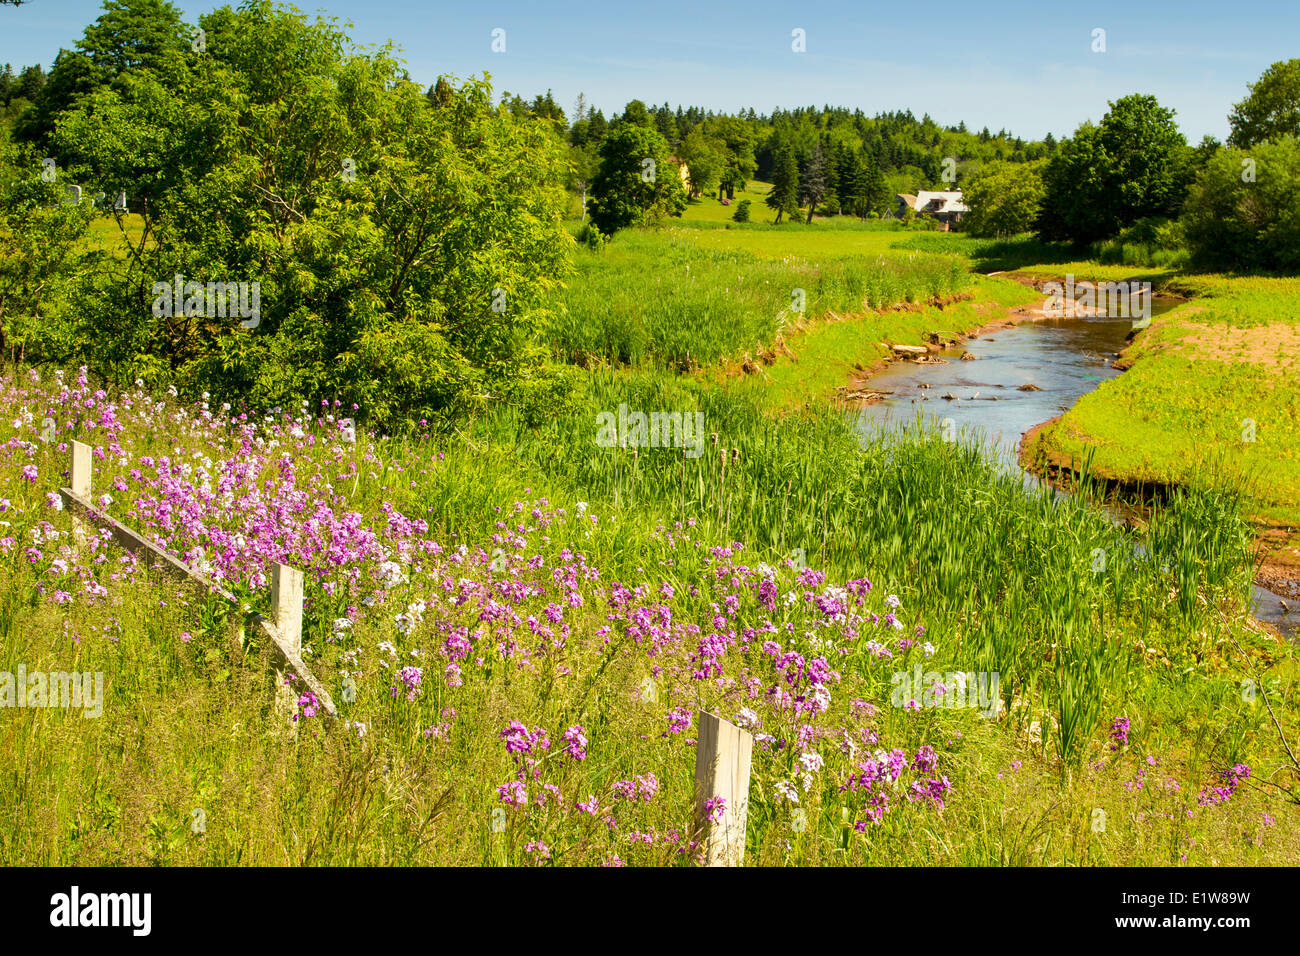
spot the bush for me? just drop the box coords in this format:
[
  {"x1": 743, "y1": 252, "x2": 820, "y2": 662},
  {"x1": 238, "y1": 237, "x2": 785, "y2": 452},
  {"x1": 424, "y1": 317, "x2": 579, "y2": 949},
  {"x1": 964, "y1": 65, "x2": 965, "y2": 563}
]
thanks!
[
  {"x1": 576, "y1": 221, "x2": 607, "y2": 250},
  {"x1": 1183, "y1": 136, "x2": 1300, "y2": 273},
  {"x1": 0, "y1": 138, "x2": 93, "y2": 363},
  {"x1": 1088, "y1": 217, "x2": 1190, "y2": 269},
  {"x1": 732, "y1": 199, "x2": 751, "y2": 223},
  {"x1": 43, "y1": 2, "x2": 575, "y2": 431}
]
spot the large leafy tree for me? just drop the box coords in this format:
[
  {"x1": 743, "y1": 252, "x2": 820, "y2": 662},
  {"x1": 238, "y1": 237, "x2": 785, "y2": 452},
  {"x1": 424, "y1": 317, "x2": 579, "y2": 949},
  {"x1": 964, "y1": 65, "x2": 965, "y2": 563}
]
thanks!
[
  {"x1": 962, "y1": 159, "x2": 1046, "y2": 237},
  {"x1": 586, "y1": 123, "x2": 685, "y2": 234},
  {"x1": 619, "y1": 99, "x2": 652, "y2": 129},
  {"x1": 1037, "y1": 95, "x2": 1188, "y2": 243},
  {"x1": 706, "y1": 114, "x2": 757, "y2": 199},
  {"x1": 48, "y1": 0, "x2": 573, "y2": 428},
  {"x1": 15, "y1": 0, "x2": 187, "y2": 145},
  {"x1": 678, "y1": 125, "x2": 725, "y2": 198},
  {"x1": 1228, "y1": 59, "x2": 1300, "y2": 148}
]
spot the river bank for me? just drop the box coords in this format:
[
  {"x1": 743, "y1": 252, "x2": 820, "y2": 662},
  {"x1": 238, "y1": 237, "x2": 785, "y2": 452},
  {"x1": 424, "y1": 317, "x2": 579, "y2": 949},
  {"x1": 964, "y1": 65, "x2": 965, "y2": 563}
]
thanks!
[
  {"x1": 842, "y1": 272, "x2": 1296, "y2": 638},
  {"x1": 1014, "y1": 271, "x2": 1300, "y2": 626}
]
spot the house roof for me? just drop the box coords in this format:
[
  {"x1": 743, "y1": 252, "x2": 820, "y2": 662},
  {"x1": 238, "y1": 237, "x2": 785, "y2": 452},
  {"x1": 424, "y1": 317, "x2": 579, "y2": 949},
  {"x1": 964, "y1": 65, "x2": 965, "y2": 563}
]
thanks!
[
  {"x1": 897, "y1": 193, "x2": 918, "y2": 207},
  {"x1": 914, "y1": 190, "x2": 968, "y2": 214}
]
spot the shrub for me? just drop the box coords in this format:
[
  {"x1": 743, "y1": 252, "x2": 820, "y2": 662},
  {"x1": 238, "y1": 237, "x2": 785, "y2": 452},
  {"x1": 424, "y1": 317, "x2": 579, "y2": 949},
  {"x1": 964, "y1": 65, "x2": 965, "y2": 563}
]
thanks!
[
  {"x1": 576, "y1": 222, "x2": 607, "y2": 250},
  {"x1": 43, "y1": 3, "x2": 575, "y2": 431},
  {"x1": 1183, "y1": 135, "x2": 1300, "y2": 273}
]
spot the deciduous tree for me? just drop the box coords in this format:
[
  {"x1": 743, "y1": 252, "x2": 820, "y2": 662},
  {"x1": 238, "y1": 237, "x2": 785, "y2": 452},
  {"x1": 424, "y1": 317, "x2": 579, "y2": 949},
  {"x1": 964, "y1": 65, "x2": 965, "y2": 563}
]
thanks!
[{"x1": 1228, "y1": 59, "x2": 1300, "y2": 148}]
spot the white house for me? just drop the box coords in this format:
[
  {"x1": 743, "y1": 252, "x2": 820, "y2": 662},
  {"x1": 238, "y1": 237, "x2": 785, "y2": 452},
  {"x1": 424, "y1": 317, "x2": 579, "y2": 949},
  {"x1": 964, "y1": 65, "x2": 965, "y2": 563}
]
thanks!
[{"x1": 897, "y1": 190, "x2": 967, "y2": 230}]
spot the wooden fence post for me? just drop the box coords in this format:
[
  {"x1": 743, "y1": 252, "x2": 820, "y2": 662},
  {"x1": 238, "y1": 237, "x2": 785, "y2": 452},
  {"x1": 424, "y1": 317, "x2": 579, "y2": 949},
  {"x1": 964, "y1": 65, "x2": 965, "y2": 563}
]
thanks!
[
  {"x1": 271, "y1": 563, "x2": 304, "y2": 732},
  {"x1": 270, "y1": 563, "x2": 304, "y2": 657},
  {"x1": 70, "y1": 440, "x2": 93, "y2": 542},
  {"x1": 694, "y1": 711, "x2": 754, "y2": 866},
  {"x1": 56, "y1": 456, "x2": 338, "y2": 723}
]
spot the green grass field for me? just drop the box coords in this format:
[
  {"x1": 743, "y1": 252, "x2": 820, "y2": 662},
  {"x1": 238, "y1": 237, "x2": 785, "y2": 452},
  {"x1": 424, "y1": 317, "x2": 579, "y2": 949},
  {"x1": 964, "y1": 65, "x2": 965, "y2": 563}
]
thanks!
[
  {"x1": 4, "y1": 363, "x2": 1293, "y2": 865},
  {"x1": 679, "y1": 179, "x2": 774, "y2": 222},
  {"x1": 6, "y1": 204, "x2": 1298, "y2": 869},
  {"x1": 83, "y1": 212, "x2": 147, "y2": 255},
  {"x1": 553, "y1": 226, "x2": 970, "y2": 370}
]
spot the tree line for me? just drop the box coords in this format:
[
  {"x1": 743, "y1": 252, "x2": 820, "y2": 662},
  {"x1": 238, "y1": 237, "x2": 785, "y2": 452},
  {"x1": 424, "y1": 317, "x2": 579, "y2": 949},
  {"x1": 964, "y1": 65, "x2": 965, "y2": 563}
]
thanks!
[
  {"x1": 3, "y1": 0, "x2": 1298, "y2": 433},
  {"x1": 957, "y1": 62, "x2": 1300, "y2": 273},
  {"x1": 496, "y1": 90, "x2": 1059, "y2": 233}
]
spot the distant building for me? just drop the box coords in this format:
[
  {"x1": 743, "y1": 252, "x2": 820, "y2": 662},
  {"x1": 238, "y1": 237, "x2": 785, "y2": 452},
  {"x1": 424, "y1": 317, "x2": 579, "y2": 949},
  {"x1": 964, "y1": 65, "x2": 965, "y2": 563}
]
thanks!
[
  {"x1": 896, "y1": 190, "x2": 967, "y2": 230},
  {"x1": 667, "y1": 156, "x2": 692, "y2": 193}
]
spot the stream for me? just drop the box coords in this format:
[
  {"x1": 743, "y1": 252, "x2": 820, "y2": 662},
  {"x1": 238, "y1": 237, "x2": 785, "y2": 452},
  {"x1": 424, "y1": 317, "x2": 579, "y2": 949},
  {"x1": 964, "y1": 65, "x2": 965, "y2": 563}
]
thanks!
[{"x1": 850, "y1": 307, "x2": 1296, "y2": 638}]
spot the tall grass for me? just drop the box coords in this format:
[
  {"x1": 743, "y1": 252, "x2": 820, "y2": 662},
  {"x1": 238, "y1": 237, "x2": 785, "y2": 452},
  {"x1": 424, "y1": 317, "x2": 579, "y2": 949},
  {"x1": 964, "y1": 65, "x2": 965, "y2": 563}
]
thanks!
[
  {"x1": 895, "y1": 230, "x2": 1191, "y2": 272},
  {"x1": 0, "y1": 367, "x2": 1289, "y2": 866},
  {"x1": 893, "y1": 232, "x2": 1080, "y2": 271},
  {"x1": 471, "y1": 377, "x2": 1260, "y2": 740},
  {"x1": 552, "y1": 230, "x2": 969, "y2": 369}
]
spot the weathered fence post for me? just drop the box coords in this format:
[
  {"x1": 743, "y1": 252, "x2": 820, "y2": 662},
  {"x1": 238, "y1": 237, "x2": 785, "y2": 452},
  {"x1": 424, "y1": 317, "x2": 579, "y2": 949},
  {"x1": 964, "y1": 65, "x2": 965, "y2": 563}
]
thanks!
[
  {"x1": 69, "y1": 440, "x2": 93, "y2": 543},
  {"x1": 70, "y1": 440, "x2": 93, "y2": 497},
  {"x1": 694, "y1": 711, "x2": 754, "y2": 866},
  {"x1": 270, "y1": 563, "x2": 304, "y2": 656},
  {"x1": 58, "y1": 447, "x2": 337, "y2": 723},
  {"x1": 271, "y1": 563, "x2": 306, "y2": 731}
]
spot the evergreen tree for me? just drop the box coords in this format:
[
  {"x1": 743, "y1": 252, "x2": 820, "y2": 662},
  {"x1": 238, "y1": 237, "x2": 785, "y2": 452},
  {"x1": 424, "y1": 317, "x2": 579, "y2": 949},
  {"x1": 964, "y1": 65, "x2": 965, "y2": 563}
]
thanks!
[
  {"x1": 861, "y1": 154, "x2": 888, "y2": 216},
  {"x1": 766, "y1": 143, "x2": 800, "y2": 223},
  {"x1": 836, "y1": 146, "x2": 866, "y2": 217},
  {"x1": 654, "y1": 102, "x2": 677, "y2": 143},
  {"x1": 799, "y1": 143, "x2": 829, "y2": 223}
]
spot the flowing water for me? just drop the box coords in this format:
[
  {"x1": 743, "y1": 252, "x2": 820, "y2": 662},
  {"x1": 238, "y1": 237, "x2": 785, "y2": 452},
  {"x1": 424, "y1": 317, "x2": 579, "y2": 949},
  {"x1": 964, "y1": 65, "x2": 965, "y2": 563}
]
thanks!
[{"x1": 850, "y1": 306, "x2": 1296, "y2": 638}]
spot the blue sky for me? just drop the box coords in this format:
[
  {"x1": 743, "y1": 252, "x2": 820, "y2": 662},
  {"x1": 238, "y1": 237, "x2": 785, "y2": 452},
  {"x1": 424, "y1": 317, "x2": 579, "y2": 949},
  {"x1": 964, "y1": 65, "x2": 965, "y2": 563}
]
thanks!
[{"x1": 3, "y1": 0, "x2": 1296, "y2": 141}]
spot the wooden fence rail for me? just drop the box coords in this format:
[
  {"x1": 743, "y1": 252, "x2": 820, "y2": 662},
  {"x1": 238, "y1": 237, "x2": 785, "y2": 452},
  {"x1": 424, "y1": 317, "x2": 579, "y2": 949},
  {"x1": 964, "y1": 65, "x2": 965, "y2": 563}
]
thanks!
[
  {"x1": 62, "y1": 443, "x2": 766, "y2": 860},
  {"x1": 59, "y1": 440, "x2": 337, "y2": 720}
]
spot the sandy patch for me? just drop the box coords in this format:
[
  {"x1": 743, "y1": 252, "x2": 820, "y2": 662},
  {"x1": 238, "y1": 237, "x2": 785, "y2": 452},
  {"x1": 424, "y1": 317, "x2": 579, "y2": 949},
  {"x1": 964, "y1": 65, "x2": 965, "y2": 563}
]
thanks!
[{"x1": 1157, "y1": 321, "x2": 1300, "y2": 371}]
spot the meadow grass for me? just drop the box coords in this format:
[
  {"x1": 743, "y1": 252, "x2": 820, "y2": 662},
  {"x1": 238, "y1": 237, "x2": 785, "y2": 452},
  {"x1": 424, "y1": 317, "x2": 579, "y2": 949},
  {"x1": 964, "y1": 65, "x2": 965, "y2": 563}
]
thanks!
[
  {"x1": 673, "y1": 219, "x2": 934, "y2": 262},
  {"x1": 82, "y1": 212, "x2": 147, "y2": 256},
  {"x1": 552, "y1": 227, "x2": 970, "y2": 369},
  {"x1": 709, "y1": 273, "x2": 1040, "y2": 410},
  {"x1": 678, "y1": 179, "x2": 774, "y2": 223},
  {"x1": 1, "y1": 367, "x2": 1294, "y2": 866},
  {"x1": 894, "y1": 232, "x2": 1188, "y2": 277},
  {"x1": 5, "y1": 213, "x2": 1298, "y2": 868}
]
